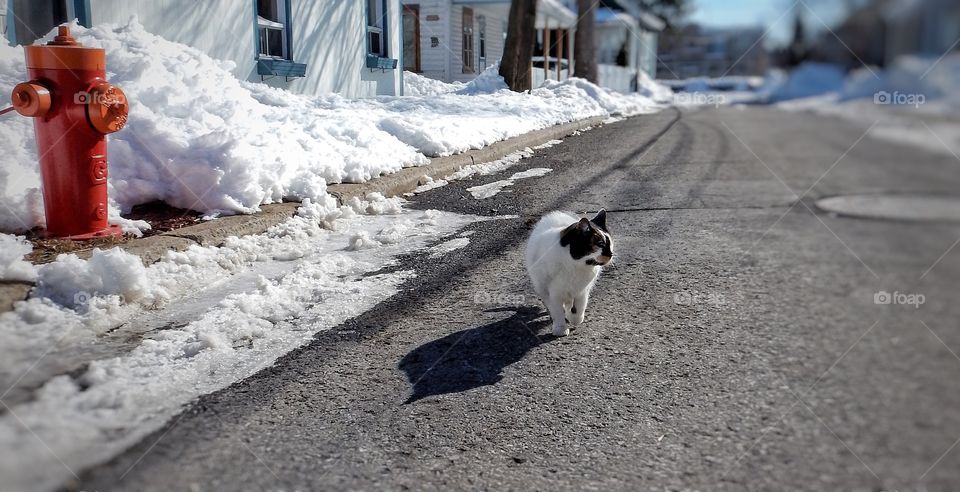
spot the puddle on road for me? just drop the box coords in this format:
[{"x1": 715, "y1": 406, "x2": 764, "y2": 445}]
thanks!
[{"x1": 816, "y1": 193, "x2": 960, "y2": 222}]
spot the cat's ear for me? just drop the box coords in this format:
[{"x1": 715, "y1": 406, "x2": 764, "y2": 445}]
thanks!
[
  {"x1": 577, "y1": 217, "x2": 591, "y2": 233},
  {"x1": 592, "y1": 209, "x2": 607, "y2": 231}
]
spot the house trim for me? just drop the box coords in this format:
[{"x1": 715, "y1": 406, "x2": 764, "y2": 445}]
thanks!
[
  {"x1": 253, "y1": 0, "x2": 307, "y2": 79},
  {"x1": 5, "y1": 1, "x2": 15, "y2": 45},
  {"x1": 366, "y1": 0, "x2": 399, "y2": 71}
]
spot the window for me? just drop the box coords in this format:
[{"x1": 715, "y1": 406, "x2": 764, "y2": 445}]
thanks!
[
  {"x1": 257, "y1": 0, "x2": 288, "y2": 59},
  {"x1": 402, "y1": 4, "x2": 421, "y2": 72},
  {"x1": 477, "y1": 15, "x2": 486, "y2": 71},
  {"x1": 461, "y1": 7, "x2": 474, "y2": 74},
  {"x1": 8, "y1": 0, "x2": 90, "y2": 45},
  {"x1": 367, "y1": 0, "x2": 387, "y2": 57}
]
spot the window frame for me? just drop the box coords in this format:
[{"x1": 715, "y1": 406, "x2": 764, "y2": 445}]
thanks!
[
  {"x1": 402, "y1": 4, "x2": 421, "y2": 72},
  {"x1": 461, "y1": 7, "x2": 474, "y2": 74},
  {"x1": 256, "y1": 0, "x2": 290, "y2": 60},
  {"x1": 366, "y1": 0, "x2": 388, "y2": 58},
  {"x1": 477, "y1": 14, "x2": 486, "y2": 71}
]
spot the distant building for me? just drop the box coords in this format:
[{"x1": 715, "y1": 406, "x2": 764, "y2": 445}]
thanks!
[
  {"x1": 5, "y1": 0, "x2": 404, "y2": 98},
  {"x1": 404, "y1": 0, "x2": 577, "y2": 85},
  {"x1": 594, "y1": 1, "x2": 664, "y2": 92},
  {"x1": 883, "y1": 0, "x2": 960, "y2": 64},
  {"x1": 657, "y1": 24, "x2": 768, "y2": 79},
  {"x1": 806, "y1": 0, "x2": 959, "y2": 70}
]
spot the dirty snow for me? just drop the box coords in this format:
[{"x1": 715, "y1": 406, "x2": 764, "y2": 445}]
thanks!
[
  {"x1": 466, "y1": 168, "x2": 553, "y2": 199},
  {"x1": 407, "y1": 148, "x2": 538, "y2": 196},
  {"x1": 428, "y1": 236, "x2": 471, "y2": 258},
  {"x1": 0, "y1": 197, "x2": 485, "y2": 492}
]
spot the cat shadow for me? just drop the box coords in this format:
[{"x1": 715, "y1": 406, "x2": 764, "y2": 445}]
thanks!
[{"x1": 398, "y1": 305, "x2": 555, "y2": 404}]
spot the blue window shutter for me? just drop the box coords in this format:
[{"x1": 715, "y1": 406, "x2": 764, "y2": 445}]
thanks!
[
  {"x1": 381, "y1": 0, "x2": 388, "y2": 57},
  {"x1": 73, "y1": 0, "x2": 92, "y2": 27},
  {"x1": 6, "y1": 1, "x2": 17, "y2": 45},
  {"x1": 284, "y1": 0, "x2": 293, "y2": 58},
  {"x1": 251, "y1": 0, "x2": 260, "y2": 58}
]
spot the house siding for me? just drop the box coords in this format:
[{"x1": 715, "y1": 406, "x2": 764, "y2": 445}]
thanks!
[
  {"x1": 89, "y1": 0, "x2": 402, "y2": 98},
  {"x1": 449, "y1": 4, "x2": 507, "y2": 81},
  {"x1": 413, "y1": 1, "x2": 507, "y2": 83},
  {"x1": 413, "y1": 0, "x2": 451, "y2": 81}
]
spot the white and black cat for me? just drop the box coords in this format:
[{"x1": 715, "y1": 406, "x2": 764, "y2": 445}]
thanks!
[{"x1": 525, "y1": 209, "x2": 613, "y2": 336}]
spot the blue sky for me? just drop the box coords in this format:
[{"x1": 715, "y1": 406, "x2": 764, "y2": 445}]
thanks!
[{"x1": 689, "y1": 0, "x2": 854, "y2": 47}]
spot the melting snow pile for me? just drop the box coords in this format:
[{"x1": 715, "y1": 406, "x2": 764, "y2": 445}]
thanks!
[
  {"x1": 771, "y1": 54, "x2": 960, "y2": 156},
  {"x1": 466, "y1": 167, "x2": 553, "y2": 199},
  {"x1": 0, "y1": 19, "x2": 667, "y2": 234},
  {"x1": 0, "y1": 235, "x2": 36, "y2": 282},
  {"x1": 0, "y1": 193, "x2": 482, "y2": 491}
]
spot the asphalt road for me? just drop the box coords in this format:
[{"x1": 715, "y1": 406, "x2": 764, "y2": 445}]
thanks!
[{"x1": 79, "y1": 107, "x2": 960, "y2": 491}]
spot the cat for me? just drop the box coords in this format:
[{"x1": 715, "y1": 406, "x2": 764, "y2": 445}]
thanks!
[{"x1": 525, "y1": 209, "x2": 613, "y2": 336}]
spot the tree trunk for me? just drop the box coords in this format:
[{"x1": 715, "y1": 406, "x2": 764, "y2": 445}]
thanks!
[
  {"x1": 573, "y1": 0, "x2": 598, "y2": 83},
  {"x1": 499, "y1": 0, "x2": 538, "y2": 92}
]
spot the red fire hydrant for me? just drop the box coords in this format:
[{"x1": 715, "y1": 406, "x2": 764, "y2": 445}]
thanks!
[{"x1": 10, "y1": 25, "x2": 129, "y2": 239}]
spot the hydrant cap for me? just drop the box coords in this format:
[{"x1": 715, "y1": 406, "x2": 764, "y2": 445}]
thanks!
[
  {"x1": 49, "y1": 25, "x2": 79, "y2": 46},
  {"x1": 86, "y1": 83, "x2": 129, "y2": 134},
  {"x1": 23, "y1": 24, "x2": 104, "y2": 71},
  {"x1": 11, "y1": 82, "x2": 52, "y2": 118}
]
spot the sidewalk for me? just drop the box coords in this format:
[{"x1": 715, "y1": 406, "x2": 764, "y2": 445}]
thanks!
[{"x1": 0, "y1": 115, "x2": 606, "y2": 313}]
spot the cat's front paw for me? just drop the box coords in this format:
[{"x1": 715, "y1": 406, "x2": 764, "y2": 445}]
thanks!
[
  {"x1": 552, "y1": 324, "x2": 570, "y2": 337},
  {"x1": 570, "y1": 313, "x2": 585, "y2": 326}
]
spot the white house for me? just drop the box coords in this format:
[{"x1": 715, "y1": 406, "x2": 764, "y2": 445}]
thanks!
[
  {"x1": 4, "y1": 0, "x2": 404, "y2": 98},
  {"x1": 403, "y1": 0, "x2": 577, "y2": 84},
  {"x1": 594, "y1": 2, "x2": 663, "y2": 93}
]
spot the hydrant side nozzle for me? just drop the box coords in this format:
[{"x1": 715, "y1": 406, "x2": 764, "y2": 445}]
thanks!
[{"x1": 11, "y1": 82, "x2": 52, "y2": 118}]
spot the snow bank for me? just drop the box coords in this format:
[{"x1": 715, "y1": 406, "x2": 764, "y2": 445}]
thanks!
[
  {"x1": 403, "y1": 71, "x2": 466, "y2": 96},
  {"x1": 836, "y1": 54, "x2": 960, "y2": 113},
  {"x1": 773, "y1": 54, "x2": 960, "y2": 156},
  {"x1": 765, "y1": 62, "x2": 846, "y2": 102},
  {"x1": 0, "y1": 235, "x2": 36, "y2": 282},
  {"x1": 34, "y1": 248, "x2": 163, "y2": 309},
  {"x1": 637, "y1": 71, "x2": 674, "y2": 102},
  {"x1": 0, "y1": 20, "x2": 665, "y2": 234},
  {"x1": 0, "y1": 199, "x2": 483, "y2": 491}
]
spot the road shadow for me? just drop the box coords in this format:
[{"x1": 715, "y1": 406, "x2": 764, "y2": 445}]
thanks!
[{"x1": 398, "y1": 306, "x2": 555, "y2": 404}]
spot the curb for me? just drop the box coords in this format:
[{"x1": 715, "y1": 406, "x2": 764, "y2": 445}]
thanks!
[
  {"x1": 3, "y1": 116, "x2": 608, "y2": 313},
  {"x1": 326, "y1": 115, "x2": 607, "y2": 204}
]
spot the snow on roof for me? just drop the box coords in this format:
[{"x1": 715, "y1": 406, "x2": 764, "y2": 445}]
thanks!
[
  {"x1": 636, "y1": 11, "x2": 665, "y2": 32},
  {"x1": 593, "y1": 5, "x2": 664, "y2": 32},
  {"x1": 536, "y1": 0, "x2": 577, "y2": 28},
  {"x1": 596, "y1": 7, "x2": 638, "y2": 28},
  {"x1": 453, "y1": 0, "x2": 576, "y2": 28}
]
